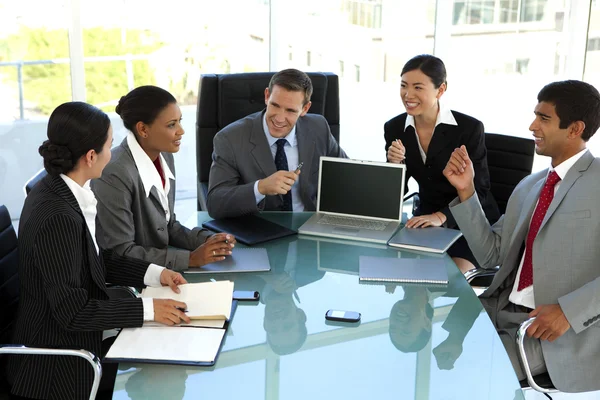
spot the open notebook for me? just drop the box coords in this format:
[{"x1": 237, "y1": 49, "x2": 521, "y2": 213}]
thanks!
[{"x1": 105, "y1": 282, "x2": 236, "y2": 366}]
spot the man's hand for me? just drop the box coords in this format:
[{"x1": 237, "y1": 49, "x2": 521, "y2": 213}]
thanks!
[
  {"x1": 406, "y1": 212, "x2": 446, "y2": 228},
  {"x1": 258, "y1": 170, "x2": 300, "y2": 196},
  {"x1": 527, "y1": 304, "x2": 571, "y2": 342},
  {"x1": 159, "y1": 269, "x2": 188, "y2": 293},
  {"x1": 153, "y1": 299, "x2": 191, "y2": 325},
  {"x1": 387, "y1": 140, "x2": 406, "y2": 164},
  {"x1": 433, "y1": 336, "x2": 463, "y2": 370},
  {"x1": 189, "y1": 233, "x2": 235, "y2": 267},
  {"x1": 442, "y1": 145, "x2": 476, "y2": 201}
]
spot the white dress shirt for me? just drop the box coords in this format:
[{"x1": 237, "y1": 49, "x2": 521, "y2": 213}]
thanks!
[
  {"x1": 61, "y1": 173, "x2": 165, "y2": 321},
  {"x1": 127, "y1": 132, "x2": 176, "y2": 222},
  {"x1": 253, "y1": 114, "x2": 304, "y2": 211},
  {"x1": 509, "y1": 148, "x2": 588, "y2": 309},
  {"x1": 404, "y1": 101, "x2": 458, "y2": 163}
]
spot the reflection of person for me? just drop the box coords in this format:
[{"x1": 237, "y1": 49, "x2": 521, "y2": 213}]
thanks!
[
  {"x1": 388, "y1": 284, "x2": 479, "y2": 371},
  {"x1": 444, "y1": 80, "x2": 600, "y2": 392},
  {"x1": 92, "y1": 86, "x2": 235, "y2": 271},
  {"x1": 207, "y1": 69, "x2": 347, "y2": 219},
  {"x1": 7, "y1": 102, "x2": 190, "y2": 400},
  {"x1": 125, "y1": 365, "x2": 188, "y2": 400},
  {"x1": 384, "y1": 54, "x2": 499, "y2": 273}
]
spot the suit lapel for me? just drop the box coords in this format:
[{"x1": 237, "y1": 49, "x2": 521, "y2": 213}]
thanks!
[
  {"x1": 48, "y1": 175, "x2": 107, "y2": 293},
  {"x1": 296, "y1": 118, "x2": 316, "y2": 205},
  {"x1": 425, "y1": 124, "x2": 453, "y2": 161},
  {"x1": 538, "y1": 150, "x2": 594, "y2": 232},
  {"x1": 250, "y1": 112, "x2": 277, "y2": 178}
]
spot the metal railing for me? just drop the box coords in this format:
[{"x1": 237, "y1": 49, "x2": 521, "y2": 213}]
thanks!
[{"x1": 0, "y1": 54, "x2": 151, "y2": 120}]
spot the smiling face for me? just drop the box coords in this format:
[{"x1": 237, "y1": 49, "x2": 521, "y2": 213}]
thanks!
[
  {"x1": 137, "y1": 102, "x2": 184, "y2": 155},
  {"x1": 400, "y1": 69, "x2": 445, "y2": 119},
  {"x1": 264, "y1": 85, "x2": 311, "y2": 138},
  {"x1": 529, "y1": 101, "x2": 580, "y2": 167}
]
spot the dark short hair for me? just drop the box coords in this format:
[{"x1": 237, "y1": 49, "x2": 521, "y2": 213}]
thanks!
[
  {"x1": 401, "y1": 54, "x2": 447, "y2": 89},
  {"x1": 537, "y1": 80, "x2": 600, "y2": 141},
  {"x1": 116, "y1": 85, "x2": 177, "y2": 134},
  {"x1": 268, "y1": 69, "x2": 313, "y2": 105},
  {"x1": 39, "y1": 102, "x2": 110, "y2": 176}
]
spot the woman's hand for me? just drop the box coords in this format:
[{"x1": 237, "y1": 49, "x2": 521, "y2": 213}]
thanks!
[
  {"x1": 189, "y1": 233, "x2": 235, "y2": 267},
  {"x1": 405, "y1": 212, "x2": 446, "y2": 228},
  {"x1": 387, "y1": 139, "x2": 406, "y2": 163}
]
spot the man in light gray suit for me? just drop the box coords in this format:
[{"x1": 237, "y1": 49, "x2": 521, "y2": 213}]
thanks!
[
  {"x1": 207, "y1": 69, "x2": 347, "y2": 219},
  {"x1": 443, "y1": 80, "x2": 600, "y2": 392}
]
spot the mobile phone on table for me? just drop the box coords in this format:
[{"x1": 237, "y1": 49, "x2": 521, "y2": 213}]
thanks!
[
  {"x1": 233, "y1": 290, "x2": 260, "y2": 301},
  {"x1": 325, "y1": 309, "x2": 361, "y2": 323}
]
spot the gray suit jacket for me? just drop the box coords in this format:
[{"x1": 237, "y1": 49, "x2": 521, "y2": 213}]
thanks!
[
  {"x1": 206, "y1": 111, "x2": 347, "y2": 219},
  {"x1": 450, "y1": 150, "x2": 600, "y2": 392},
  {"x1": 91, "y1": 139, "x2": 211, "y2": 271}
]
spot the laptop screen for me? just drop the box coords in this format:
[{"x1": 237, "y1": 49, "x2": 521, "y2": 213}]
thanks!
[{"x1": 318, "y1": 158, "x2": 405, "y2": 220}]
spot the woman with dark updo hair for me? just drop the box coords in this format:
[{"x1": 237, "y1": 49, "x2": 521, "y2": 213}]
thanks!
[
  {"x1": 384, "y1": 54, "x2": 500, "y2": 273},
  {"x1": 7, "y1": 102, "x2": 191, "y2": 400},
  {"x1": 92, "y1": 85, "x2": 235, "y2": 271}
]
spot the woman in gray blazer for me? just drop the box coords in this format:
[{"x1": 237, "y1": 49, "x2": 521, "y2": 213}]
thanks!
[{"x1": 92, "y1": 86, "x2": 235, "y2": 271}]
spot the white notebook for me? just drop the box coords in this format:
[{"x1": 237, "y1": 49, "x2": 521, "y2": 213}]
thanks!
[
  {"x1": 105, "y1": 326, "x2": 225, "y2": 365},
  {"x1": 141, "y1": 281, "x2": 233, "y2": 321},
  {"x1": 387, "y1": 227, "x2": 462, "y2": 254},
  {"x1": 185, "y1": 248, "x2": 270, "y2": 274}
]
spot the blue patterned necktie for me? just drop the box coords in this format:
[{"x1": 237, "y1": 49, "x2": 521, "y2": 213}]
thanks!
[{"x1": 274, "y1": 138, "x2": 292, "y2": 211}]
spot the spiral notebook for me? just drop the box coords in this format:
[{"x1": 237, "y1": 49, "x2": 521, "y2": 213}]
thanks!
[
  {"x1": 184, "y1": 248, "x2": 270, "y2": 274},
  {"x1": 359, "y1": 256, "x2": 448, "y2": 286}
]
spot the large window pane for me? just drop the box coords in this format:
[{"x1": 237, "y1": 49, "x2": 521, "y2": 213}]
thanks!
[
  {"x1": 584, "y1": 0, "x2": 600, "y2": 158},
  {"x1": 446, "y1": 0, "x2": 571, "y2": 172},
  {"x1": 273, "y1": 0, "x2": 436, "y2": 163},
  {"x1": 0, "y1": 0, "x2": 71, "y2": 219},
  {"x1": 80, "y1": 0, "x2": 270, "y2": 206}
]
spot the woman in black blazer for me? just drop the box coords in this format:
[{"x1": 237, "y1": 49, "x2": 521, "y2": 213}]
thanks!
[
  {"x1": 384, "y1": 55, "x2": 499, "y2": 273},
  {"x1": 8, "y1": 102, "x2": 190, "y2": 400}
]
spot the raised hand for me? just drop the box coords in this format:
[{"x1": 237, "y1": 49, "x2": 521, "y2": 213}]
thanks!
[
  {"x1": 442, "y1": 145, "x2": 476, "y2": 201},
  {"x1": 387, "y1": 139, "x2": 406, "y2": 164},
  {"x1": 258, "y1": 170, "x2": 300, "y2": 196}
]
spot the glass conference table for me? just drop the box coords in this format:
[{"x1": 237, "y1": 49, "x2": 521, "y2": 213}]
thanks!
[{"x1": 112, "y1": 212, "x2": 524, "y2": 400}]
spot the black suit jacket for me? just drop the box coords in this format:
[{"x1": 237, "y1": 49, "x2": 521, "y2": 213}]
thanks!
[
  {"x1": 8, "y1": 174, "x2": 150, "y2": 400},
  {"x1": 384, "y1": 111, "x2": 499, "y2": 227}
]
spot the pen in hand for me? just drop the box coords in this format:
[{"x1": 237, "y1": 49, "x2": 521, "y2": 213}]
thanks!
[
  {"x1": 395, "y1": 139, "x2": 405, "y2": 164},
  {"x1": 294, "y1": 162, "x2": 304, "y2": 174}
]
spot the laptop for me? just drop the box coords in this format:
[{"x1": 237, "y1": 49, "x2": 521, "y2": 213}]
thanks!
[{"x1": 298, "y1": 157, "x2": 406, "y2": 244}]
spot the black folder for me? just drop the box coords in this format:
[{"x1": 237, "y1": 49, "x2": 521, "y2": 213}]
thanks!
[
  {"x1": 104, "y1": 301, "x2": 237, "y2": 367},
  {"x1": 202, "y1": 214, "x2": 297, "y2": 246}
]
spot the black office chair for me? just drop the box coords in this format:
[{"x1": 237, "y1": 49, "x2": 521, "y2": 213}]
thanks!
[
  {"x1": 465, "y1": 133, "x2": 535, "y2": 288},
  {"x1": 23, "y1": 168, "x2": 47, "y2": 196},
  {"x1": 196, "y1": 71, "x2": 341, "y2": 211},
  {"x1": 0, "y1": 205, "x2": 102, "y2": 400},
  {"x1": 516, "y1": 318, "x2": 557, "y2": 398}
]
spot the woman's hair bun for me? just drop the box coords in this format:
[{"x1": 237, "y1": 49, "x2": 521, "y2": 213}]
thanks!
[
  {"x1": 115, "y1": 96, "x2": 127, "y2": 116},
  {"x1": 39, "y1": 140, "x2": 74, "y2": 175}
]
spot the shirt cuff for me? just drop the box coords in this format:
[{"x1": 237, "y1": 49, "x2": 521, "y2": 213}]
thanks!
[
  {"x1": 144, "y1": 263, "x2": 165, "y2": 287},
  {"x1": 142, "y1": 297, "x2": 154, "y2": 322},
  {"x1": 254, "y1": 180, "x2": 266, "y2": 204}
]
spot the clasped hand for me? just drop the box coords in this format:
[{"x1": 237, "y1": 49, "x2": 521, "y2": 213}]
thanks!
[
  {"x1": 258, "y1": 170, "x2": 301, "y2": 196},
  {"x1": 189, "y1": 233, "x2": 236, "y2": 267},
  {"x1": 527, "y1": 304, "x2": 571, "y2": 342},
  {"x1": 387, "y1": 140, "x2": 406, "y2": 164}
]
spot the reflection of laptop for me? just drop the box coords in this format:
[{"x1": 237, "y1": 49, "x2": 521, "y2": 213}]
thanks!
[{"x1": 298, "y1": 157, "x2": 406, "y2": 244}]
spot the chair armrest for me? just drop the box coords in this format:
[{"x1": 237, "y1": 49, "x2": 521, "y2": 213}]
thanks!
[
  {"x1": 516, "y1": 318, "x2": 557, "y2": 393},
  {"x1": 0, "y1": 345, "x2": 102, "y2": 400},
  {"x1": 198, "y1": 181, "x2": 209, "y2": 211}
]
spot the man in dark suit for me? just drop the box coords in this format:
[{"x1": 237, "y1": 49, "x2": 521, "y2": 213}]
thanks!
[{"x1": 207, "y1": 69, "x2": 347, "y2": 219}]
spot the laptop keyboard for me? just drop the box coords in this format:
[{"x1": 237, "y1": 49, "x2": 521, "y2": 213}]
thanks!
[{"x1": 317, "y1": 215, "x2": 389, "y2": 231}]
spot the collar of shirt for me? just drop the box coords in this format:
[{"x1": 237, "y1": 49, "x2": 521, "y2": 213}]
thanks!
[
  {"x1": 126, "y1": 132, "x2": 175, "y2": 198},
  {"x1": 549, "y1": 148, "x2": 588, "y2": 180},
  {"x1": 262, "y1": 113, "x2": 298, "y2": 148},
  {"x1": 60, "y1": 174, "x2": 97, "y2": 213},
  {"x1": 404, "y1": 101, "x2": 458, "y2": 132}
]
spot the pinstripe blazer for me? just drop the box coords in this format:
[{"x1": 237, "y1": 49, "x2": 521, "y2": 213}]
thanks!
[
  {"x1": 92, "y1": 139, "x2": 211, "y2": 271},
  {"x1": 8, "y1": 174, "x2": 149, "y2": 400}
]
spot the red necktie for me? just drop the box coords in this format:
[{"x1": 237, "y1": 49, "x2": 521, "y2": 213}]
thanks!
[{"x1": 518, "y1": 170, "x2": 561, "y2": 291}]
